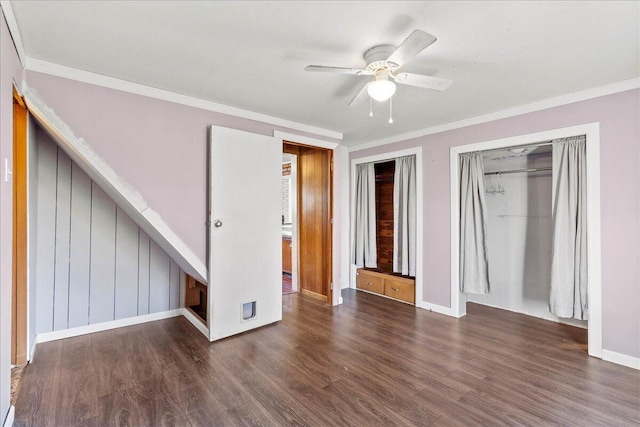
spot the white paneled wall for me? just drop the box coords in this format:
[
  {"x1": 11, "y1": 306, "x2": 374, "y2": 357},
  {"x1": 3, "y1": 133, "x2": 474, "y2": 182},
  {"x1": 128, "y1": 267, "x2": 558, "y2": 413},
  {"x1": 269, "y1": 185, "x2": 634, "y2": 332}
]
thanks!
[{"x1": 34, "y1": 128, "x2": 182, "y2": 334}]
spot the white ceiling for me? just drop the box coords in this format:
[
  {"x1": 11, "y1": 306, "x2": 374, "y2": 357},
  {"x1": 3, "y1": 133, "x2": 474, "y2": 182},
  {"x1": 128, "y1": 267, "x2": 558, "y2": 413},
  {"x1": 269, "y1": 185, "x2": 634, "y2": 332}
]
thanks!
[{"x1": 8, "y1": 1, "x2": 640, "y2": 147}]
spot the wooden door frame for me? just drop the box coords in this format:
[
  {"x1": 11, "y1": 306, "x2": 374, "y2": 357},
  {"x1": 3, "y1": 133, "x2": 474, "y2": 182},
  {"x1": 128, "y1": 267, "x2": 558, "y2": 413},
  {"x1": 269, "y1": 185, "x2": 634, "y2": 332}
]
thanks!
[
  {"x1": 283, "y1": 141, "x2": 333, "y2": 304},
  {"x1": 12, "y1": 86, "x2": 28, "y2": 366}
]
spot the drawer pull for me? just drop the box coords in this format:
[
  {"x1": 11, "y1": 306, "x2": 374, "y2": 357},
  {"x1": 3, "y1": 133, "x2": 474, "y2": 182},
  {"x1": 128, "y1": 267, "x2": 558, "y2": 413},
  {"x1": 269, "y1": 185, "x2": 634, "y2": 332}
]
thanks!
[
  {"x1": 366, "y1": 282, "x2": 371, "y2": 286},
  {"x1": 390, "y1": 287, "x2": 399, "y2": 292}
]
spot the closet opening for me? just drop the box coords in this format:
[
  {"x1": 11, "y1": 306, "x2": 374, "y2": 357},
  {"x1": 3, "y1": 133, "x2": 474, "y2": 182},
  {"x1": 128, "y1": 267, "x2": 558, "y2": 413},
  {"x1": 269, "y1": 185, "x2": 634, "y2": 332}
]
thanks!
[
  {"x1": 450, "y1": 123, "x2": 602, "y2": 358},
  {"x1": 351, "y1": 147, "x2": 423, "y2": 307},
  {"x1": 474, "y1": 142, "x2": 586, "y2": 329}
]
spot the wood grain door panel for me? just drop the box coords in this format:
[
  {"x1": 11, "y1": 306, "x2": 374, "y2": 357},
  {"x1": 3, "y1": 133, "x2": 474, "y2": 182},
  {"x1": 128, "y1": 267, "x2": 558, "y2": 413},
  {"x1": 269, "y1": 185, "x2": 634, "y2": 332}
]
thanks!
[
  {"x1": 296, "y1": 145, "x2": 331, "y2": 302},
  {"x1": 12, "y1": 90, "x2": 28, "y2": 365}
]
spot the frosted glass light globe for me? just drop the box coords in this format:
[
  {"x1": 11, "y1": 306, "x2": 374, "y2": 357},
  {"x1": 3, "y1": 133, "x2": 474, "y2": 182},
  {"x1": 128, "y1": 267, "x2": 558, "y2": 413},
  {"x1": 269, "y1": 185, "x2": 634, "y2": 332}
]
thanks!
[{"x1": 367, "y1": 79, "x2": 396, "y2": 102}]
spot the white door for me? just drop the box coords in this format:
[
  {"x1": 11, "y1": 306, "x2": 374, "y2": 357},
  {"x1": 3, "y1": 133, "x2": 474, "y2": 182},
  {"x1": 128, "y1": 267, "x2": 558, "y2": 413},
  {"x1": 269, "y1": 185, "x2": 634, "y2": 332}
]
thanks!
[{"x1": 208, "y1": 126, "x2": 282, "y2": 341}]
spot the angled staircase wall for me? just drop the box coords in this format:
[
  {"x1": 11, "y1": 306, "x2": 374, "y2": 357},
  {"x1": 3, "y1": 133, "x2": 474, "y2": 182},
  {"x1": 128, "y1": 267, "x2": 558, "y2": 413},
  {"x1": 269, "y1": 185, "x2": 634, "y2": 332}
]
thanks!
[
  {"x1": 33, "y1": 125, "x2": 185, "y2": 335},
  {"x1": 24, "y1": 86, "x2": 207, "y2": 284}
]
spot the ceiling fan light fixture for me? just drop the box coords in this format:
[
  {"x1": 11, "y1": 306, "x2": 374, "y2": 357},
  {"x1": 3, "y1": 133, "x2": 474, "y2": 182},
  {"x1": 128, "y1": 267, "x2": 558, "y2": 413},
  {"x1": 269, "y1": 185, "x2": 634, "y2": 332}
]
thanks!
[{"x1": 367, "y1": 79, "x2": 396, "y2": 102}]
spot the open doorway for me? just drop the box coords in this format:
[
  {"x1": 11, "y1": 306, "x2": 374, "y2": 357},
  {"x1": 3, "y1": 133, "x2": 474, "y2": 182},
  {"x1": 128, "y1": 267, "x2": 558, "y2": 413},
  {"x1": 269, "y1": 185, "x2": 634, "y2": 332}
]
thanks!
[
  {"x1": 281, "y1": 153, "x2": 296, "y2": 295},
  {"x1": 283, "y1": 142, "x2": 333, "y2": 303}
]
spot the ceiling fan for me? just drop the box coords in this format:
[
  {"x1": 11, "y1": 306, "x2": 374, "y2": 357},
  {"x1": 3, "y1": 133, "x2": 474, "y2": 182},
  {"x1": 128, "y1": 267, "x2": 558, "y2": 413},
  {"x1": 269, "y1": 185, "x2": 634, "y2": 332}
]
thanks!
[{"x1": 305, "y1": 29, "x2": 452, "y2": 121}]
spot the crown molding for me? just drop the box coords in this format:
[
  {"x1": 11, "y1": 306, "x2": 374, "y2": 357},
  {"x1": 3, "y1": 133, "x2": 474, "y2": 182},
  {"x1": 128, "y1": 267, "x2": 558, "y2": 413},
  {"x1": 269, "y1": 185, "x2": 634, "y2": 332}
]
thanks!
[
  {"x1": 24, "y1": 57, "x2": 343, "y2": 141},
  {"x1": 273, "y1": 130, "x2": 339, "y2": 150},
  {"x1": 1, "y1": 0, "x2": 26, "y2": 67},
  {"x1": 349, "y1": 77, "x2": 640, "y2": 152}
]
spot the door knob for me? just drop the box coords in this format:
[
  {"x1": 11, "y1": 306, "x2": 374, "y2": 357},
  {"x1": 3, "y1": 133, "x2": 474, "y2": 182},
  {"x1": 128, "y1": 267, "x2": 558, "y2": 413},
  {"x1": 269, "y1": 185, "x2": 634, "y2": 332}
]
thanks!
[{"x1": 214, "y1": 220, "x2": 223, "y2": 228}]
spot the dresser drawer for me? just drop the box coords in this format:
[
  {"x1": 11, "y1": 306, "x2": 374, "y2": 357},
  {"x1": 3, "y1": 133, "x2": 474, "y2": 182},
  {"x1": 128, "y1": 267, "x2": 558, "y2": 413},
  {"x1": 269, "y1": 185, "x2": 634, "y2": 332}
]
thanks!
[
  {"x1": 356, "y1": 271, "x2": 385, "y2": 294},
  {"x1": 384, "y1": 277, "x2": 415, "y2": 304}
]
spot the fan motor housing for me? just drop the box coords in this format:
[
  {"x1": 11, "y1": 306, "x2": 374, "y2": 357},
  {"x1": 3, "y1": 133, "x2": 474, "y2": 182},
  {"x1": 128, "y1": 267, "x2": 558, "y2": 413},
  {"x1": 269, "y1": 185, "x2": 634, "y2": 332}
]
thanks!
[{"x1": 364, "y1": 45, "x2": 398, "y2": 72}]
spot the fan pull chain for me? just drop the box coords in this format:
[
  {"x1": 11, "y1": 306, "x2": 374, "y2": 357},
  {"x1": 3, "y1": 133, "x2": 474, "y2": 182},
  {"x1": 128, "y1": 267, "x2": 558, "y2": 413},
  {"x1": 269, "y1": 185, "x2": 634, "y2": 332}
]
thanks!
[
  {"x1": 388, "y1": 97, "x2": 394, "y2": 124},
  {"x1": 369, "y1": 97, "x2": 373, "y2": 117}
]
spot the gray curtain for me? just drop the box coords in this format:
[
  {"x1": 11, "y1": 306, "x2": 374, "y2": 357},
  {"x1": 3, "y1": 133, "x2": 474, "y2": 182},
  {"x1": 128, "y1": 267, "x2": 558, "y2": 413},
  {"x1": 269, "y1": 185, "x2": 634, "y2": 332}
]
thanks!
[
  {"x1": 352, "y1": 163, "x2": 377, "y2": 268},
  {"x1": 459, "y1": 152, "x2": 491, "y2": 294},
  {"x1": 550, "y1": 136, "x2": 588, "y2": 320},
  {"x1": 393, "y1": 156, "x2": 417, "y2": 276}
]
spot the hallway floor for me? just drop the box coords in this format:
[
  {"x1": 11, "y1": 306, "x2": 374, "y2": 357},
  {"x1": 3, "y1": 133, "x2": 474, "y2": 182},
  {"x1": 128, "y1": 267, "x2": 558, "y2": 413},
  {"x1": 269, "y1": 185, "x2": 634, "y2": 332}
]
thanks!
[{"x1": 282, "y1": 272, "x2": 294, "y2": 295}]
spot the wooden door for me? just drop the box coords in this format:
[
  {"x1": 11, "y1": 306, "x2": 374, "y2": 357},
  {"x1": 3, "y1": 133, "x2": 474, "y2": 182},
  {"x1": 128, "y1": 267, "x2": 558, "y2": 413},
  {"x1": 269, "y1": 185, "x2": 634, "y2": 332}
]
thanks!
[
  {"x1": 297, "y1": 145, "x2": 332, "y2": 302},
  {"x1": 208, "y1": 126, "x2": 282, "y2": 341},
  {"x1": 12, "y1": 89, "x2": 28, "y2": 365}
]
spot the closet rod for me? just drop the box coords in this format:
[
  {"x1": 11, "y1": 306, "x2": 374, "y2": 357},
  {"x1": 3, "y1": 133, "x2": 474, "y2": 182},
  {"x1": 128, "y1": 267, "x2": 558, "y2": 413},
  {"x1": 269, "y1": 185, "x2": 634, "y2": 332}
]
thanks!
[
  {"x1": 484, "y1": 166, "x2": 552, "y2": 176},
  {"x1": 480, "y1": 141, "x2": 552, "y2": 155}
]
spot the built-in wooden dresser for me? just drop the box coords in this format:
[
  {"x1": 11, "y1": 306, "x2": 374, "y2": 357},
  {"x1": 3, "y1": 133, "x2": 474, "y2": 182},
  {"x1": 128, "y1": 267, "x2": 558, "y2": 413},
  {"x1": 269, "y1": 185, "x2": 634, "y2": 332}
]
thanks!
[{"x1": 356, "y1": 268, "x2": 415, "y2": 304}]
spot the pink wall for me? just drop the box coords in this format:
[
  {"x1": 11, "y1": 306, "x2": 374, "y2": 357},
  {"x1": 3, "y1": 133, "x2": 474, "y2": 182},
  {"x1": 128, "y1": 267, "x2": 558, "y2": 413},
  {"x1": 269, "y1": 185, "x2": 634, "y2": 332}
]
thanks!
[
  {"x1": 0, "y1": 10, "x2": 24, "y2": 421},
  {"x1": 25, "y1": 71, "x2": 340, "y2": 264},
  {"x1": 351, "y1": 89, "x2": 640, "y2": 359}
]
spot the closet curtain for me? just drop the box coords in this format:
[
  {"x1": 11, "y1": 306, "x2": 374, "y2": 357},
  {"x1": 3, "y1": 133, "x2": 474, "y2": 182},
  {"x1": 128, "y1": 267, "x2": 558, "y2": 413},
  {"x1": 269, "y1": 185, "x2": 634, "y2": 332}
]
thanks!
[
  {"x1": 550, "y1": 136, "x2": 588, "y2": 320},
  {"x1": 352, "y1": 163, "x2": 377, "y2": 268},
  {"x1": 459, "y1": 152, "x2": 491, "y2": 294},
  {"x1": 393, "y1": 156, "x2": 417, "y2": 276}
]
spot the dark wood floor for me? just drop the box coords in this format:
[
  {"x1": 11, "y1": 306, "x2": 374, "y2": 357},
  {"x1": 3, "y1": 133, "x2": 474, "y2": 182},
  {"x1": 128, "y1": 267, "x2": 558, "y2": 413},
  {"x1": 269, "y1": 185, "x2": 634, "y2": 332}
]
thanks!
[{"x1": 15, "y1": 289, "x2": 640, "y2": 426}]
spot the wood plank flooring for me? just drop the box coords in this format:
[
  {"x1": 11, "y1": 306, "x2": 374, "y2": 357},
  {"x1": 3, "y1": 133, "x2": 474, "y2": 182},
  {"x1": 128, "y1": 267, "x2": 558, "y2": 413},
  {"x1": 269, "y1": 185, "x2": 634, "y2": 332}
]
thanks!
[
  {"x1": 282, "y1": 272, "x2": 293, "y2": 295},
  {"x1": 15, "y1": 289, "x2": 640, "y2": 426}
]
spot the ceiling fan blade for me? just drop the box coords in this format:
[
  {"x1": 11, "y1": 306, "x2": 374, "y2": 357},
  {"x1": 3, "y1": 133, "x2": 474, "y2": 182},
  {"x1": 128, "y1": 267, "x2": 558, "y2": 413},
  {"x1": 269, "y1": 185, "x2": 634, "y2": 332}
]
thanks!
[
  {"x1": 348, "y1": 81, "x2": 371, "y2": 106},
  {"x1": 305, "y1": 65, "x2": 373, "y2": 75},
  {"x1": 393, "y1": 73, "x2": 452, "y2": 91},
  {"x1": 385, "y1": 30, "x2": 437, "y2": 68}
]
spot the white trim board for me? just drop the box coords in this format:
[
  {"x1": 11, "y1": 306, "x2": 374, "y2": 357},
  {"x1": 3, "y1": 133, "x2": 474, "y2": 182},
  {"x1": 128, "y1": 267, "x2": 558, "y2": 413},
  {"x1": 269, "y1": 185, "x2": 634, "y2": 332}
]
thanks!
[
  {"x1": 349, "y1": 147, "x2": 424, "y2": 310},
  {"x1": 29, "y1": 339, "x2": 37, "y2": 363},
  {"x1": 34, "y1": 308, "x2": 210, "y2": 345},
  {"x1": 349, "y1": 77, "x2": 639, "y2": 152},
  {"x1": 273, "y1": 131, "x2": 340, "y2": 149},
  {"x1": 602, "y1": 350, "x2": 640, "y2": 371},
  {"x1": 181, "y1": 307, "x2": 209, "y2": 339},
  {"x1": 36, "y1": 309, "x2": 182, "y2": 343},
  {"x1": 25, "y1": 59, "x2": 342, "y2": 141},
  {"x1": 22, "y1": 86, "x2": 208, "y2": 283},
  {"x1": 449, "y1": 123, "x2": 602, "y2": 359},
  {"x1": 2, "y1": 405, "x2": 14, "y2": 427},
  {"x1": 0, "y1": 0, "x2": 26, "y2": 67},
  {"x1": 25, "y1": 111, "x2": 35, "y2": 363},
  {"x1": 415, "y1": 300, "x2": 459, "y2": 318},
  {"x1": 338, "y1": 145, "x2": 350, "y2": 292}
]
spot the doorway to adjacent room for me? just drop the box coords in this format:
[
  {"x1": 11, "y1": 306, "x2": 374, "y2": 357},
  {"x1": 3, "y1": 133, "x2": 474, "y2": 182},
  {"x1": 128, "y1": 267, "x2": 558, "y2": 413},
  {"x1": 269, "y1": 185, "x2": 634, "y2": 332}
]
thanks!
[{"x1": 282, "y1": 142, "x2": 333, "y2": 303}]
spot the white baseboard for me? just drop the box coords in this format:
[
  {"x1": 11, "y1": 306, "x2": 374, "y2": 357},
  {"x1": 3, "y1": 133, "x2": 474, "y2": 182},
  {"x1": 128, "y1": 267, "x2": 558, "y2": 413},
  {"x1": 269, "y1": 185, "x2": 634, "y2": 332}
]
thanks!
[
  {"x1": 36, "y1": 309, "x2": 182, "y2": 343},
  {"x1": 465, "y1": 300, "x2": 588, "y2": 329},
  {"x1": 181, "y1": 308, "x2": 209, "y2": 338},
  {"x1": 29, "y1": 340, "x2": 37, "y2": 362},
  {"x1": 602, "y1": 349, "x2": 640, "y2": 370},
  {"x1": 415, "y1": 300, "x2": 461, "y2": 317},
  {"x1": 3, "y1": 405, "x2": 14, "y2": 427}
]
